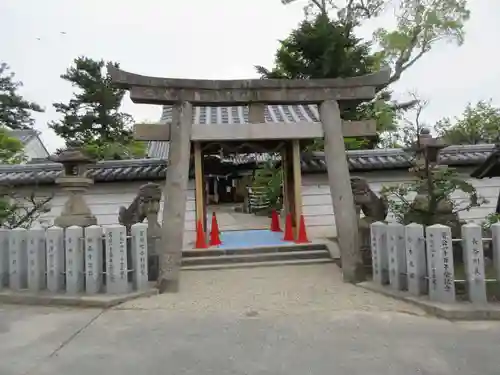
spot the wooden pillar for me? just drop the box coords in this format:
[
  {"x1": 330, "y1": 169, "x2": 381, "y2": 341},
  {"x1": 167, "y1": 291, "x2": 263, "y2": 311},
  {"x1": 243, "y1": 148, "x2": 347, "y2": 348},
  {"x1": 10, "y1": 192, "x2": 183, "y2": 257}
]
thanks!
[
  {"x1": 283, "y1": 142, "x2": 298, "y2": 235},
  {"x1": 214, "y1": 177, "x2": 219, "y2": 204},
  {"x1": 319, "y1": 100, "x2": 364, "y2": 283},
  {"x1": 194, "y1": 142, "x2": 206, "y2": 238},
  {"x1": 291, "y1": 140, "x2": 303, "y2": 235},
  {"x1": 158, "y1": 101, "x2": 193, "y2": 293},
  {"x1": 281, "y1": 146, "x2": 288, "y2": 218}
]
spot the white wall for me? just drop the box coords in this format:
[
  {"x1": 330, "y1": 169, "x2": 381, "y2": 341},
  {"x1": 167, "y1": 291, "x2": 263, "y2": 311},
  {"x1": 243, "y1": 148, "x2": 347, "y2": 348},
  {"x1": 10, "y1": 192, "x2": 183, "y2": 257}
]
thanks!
[
  {"x1": 22, "y1": 181, "x2": 196, "y2": 248},
  {"x1": 301, "y1": 170, "x2": 500, "y2": 239},
  {"x1": 23, "y1": 138, "x2": 49, "y2": 161},
  {"x1": 19, "y1": 169, "x2": 500, "y2": 248}
]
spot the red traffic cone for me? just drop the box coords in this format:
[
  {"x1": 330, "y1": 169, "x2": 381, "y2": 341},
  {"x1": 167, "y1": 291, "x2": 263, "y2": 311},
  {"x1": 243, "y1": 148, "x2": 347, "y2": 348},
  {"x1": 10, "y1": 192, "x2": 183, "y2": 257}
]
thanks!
[
  {"x1": 295, "y1": 215, "x2": 309, "y2": 244},
  {"x1": 195, "y1": 219, "x2": 207, "y2": 249},
  {"x1": 282, "y1": 213, "x2": 294, "y2": 241},
  {"x1": 270, "y1": 209, "x2": 282, "y2": 232},
  {"x1": 209, "y1": 212, "x2": 222, "y2": 246}
]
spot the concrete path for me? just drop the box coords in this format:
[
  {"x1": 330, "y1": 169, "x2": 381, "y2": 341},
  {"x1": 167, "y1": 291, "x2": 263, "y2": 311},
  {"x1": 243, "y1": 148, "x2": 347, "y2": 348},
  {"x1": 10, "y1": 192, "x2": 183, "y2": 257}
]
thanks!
[
  {"x1": 1, "y1": 264, "x2": 500, "y2": 375},
  {"x1": 210, "y1": 204, "x2": 272, "y2": 231}
]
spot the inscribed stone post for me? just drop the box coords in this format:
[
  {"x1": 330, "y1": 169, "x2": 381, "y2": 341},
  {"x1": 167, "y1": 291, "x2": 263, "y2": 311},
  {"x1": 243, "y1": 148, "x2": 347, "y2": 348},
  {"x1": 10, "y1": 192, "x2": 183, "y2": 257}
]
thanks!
[
  {"x1": 320, "y1": 100, "x2": 363, "y2": 282},
  {"x1": 84, "y1": 225, "x2": 103, "y2": 294},
  {"x1": 370, "y1": 222, "x2": 389, "y2": 285},
  {"x1": 405, "y1": 223, "x2": 427, "y2": 295},
  {"x1": 65, "y1": 226, "x2": 85, "y2": 294},
  {"x1": 9, "y1": 228, "x2": 28, "y2": 290},
  {"x1": 27, "y1": 227, "x2": 46, "y2": 292},
  {"x1": 426, "y1": 224, "x2": 455, "y2": 303},
  {"x1": 104, "y1": 225, "x2": 129, "y2": 294},
  {"x1": 131, "y1": 223, "x2": 149, "y2": 291},
  {"x1": 46, "y1": 226, "x2": 65, "y2": 293},
  {"x1": 461, "y1": 223, "x2": 487, "y2": 304},
  {"x1": 387, "y1": 223, "x2": 407, "y2": 291},
  {"x1": 0, "y1": 229, "x2": 9, "y2": 288},
  {"x1": 158, "y1": 102, "x2": 193, "y2": 293},
  {"x1": 492, "y1": 223, "x2": 500, "y2": 287}
]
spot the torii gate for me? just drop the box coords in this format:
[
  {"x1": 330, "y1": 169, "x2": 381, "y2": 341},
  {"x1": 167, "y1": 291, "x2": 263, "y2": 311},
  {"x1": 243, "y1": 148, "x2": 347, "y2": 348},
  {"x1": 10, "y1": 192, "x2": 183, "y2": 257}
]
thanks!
[{"x1": 108, "y1": 66, "x2": 391, "y2": 293}]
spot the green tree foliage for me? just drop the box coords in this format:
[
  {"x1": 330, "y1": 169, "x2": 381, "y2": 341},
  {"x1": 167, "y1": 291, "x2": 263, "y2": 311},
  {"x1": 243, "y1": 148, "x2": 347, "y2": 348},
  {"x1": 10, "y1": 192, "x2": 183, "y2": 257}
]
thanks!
[
  {"x1": 0, "y1": 64, "x2": 51, "y2": 228},
  {"x1": 256, "y1": 16, "x2": 379, "y2": 80},
  {"x1": 276, "y1": 0, "x2": 471, "y2": 146},
  {"x1": 251, "y1": 160, "x2": 284, "y2": 212},
  {"x1": 378, "y1": 92, "x2": 428, "y2": 148},
  {"x1": 435, "y1": 100, "x2": 500, "y2": 144},
  {"x1": 285, "y1": 0, "x2": 470, "y2": 85},
  {"x1": 380, "y1": 166, "x2": 484, "y2": 227},
  {"x1": 256, "y1": 15, "x2": 397, "y2": 149},
  {"x1": 0, "y1": 62, "x2": 44, "y2": 130},
  {"x1": 0, "y1": 128, "x2": 24, "y2": 164},
  {"x1": 49, "y1": 57, "x2": 145, "y2": 160}
]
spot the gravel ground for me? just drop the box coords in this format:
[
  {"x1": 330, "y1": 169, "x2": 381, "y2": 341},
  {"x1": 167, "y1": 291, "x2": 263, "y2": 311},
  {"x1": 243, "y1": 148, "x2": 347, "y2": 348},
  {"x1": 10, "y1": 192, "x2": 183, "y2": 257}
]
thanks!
[{"x1": 118, "y1": 263, "x2": 426, "y2": 317}]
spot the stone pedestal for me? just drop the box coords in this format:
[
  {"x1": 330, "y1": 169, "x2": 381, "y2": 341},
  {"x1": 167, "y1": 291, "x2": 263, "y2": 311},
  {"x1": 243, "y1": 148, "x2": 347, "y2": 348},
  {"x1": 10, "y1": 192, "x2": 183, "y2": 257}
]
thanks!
[{"x1": 54, "y1": 177, "x2": 97, "y2": 228}]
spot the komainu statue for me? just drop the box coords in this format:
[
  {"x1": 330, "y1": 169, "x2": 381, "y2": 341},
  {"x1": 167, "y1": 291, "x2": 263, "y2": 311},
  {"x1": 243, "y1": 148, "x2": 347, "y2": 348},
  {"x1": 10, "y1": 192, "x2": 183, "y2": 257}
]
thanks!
[
  {"x1": 350, "y1": 177, "x2": 389, "y2": 265},
  {"x1": 118, "y1": 182, "x2": 162, "y2": 280},
  {"x1": 118, "y1": 182, "x2": 162, "y2": 232}
]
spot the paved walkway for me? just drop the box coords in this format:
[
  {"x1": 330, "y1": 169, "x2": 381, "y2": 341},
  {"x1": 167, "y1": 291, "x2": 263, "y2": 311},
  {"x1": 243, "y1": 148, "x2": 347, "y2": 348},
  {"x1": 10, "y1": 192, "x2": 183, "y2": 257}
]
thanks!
[
  {"x1": 1, "y1": 264, "x2": 500, "y2": 375},
  {"x1": 210, "y1": 204, "x2": 273, "y2": 231}
]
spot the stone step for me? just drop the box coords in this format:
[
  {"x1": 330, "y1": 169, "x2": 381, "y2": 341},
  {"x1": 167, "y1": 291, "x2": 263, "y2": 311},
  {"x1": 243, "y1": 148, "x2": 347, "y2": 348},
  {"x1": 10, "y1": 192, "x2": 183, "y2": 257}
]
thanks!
[
  {"x1": 182, "y1": 249, "x2": 330, "y2": 267},
  {"x1": 182, "y1": 242, "x2": 327, "y2": 258},
  {"x1": 182, "y1": 258, "x2": 334, "y2": 271}
]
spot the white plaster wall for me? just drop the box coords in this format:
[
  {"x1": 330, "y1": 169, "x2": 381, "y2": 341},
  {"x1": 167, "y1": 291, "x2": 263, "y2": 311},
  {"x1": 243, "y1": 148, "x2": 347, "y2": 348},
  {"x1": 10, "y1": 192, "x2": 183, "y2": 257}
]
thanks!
[
  {"x1": 23, "y1": 138, "x2": 49, "y2": 161},
  {"x1": 301, "y1": 170, "x2": 500, "y2": 239},
  {"x1": 19, "y1": 169, "x2": 500, "y2": 247},
  {"x1": 22, "y1": 181, "x2": 196, "y2": 248}
]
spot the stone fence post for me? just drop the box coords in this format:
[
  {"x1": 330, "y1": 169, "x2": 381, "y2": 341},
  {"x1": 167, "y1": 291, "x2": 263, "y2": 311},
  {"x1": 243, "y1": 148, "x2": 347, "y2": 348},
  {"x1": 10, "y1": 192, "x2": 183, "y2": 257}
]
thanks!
[
  {"x1": 405, "y1": 223, "x2": 426, "y2": 295},
  {"x1": 370, "y1": 221, "x2": 388, "y2": 285},
  {"x1": 462, "y1": 223, "x2": 487, "y2": 304},
  {"x1": 387, "y1": 223, "x2": 406, "y2": 291},
  {"x1": 0, "y1": 224, "x2": 149, "y2": 296},
  {"x1": 425, "y1": 224, "x2": 455, "y2": 303},
  {"x1": 492, "y1": 223, "x2": 500, "y2": 286}
]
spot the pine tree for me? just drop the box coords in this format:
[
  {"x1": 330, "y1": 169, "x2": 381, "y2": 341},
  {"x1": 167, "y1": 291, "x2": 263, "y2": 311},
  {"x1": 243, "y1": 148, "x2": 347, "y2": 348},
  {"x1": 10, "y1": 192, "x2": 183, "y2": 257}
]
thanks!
[
  {"x1": 49, "y1": 56, "x2": 144, "y2": 160},
  {"x1": 0, "y1": 62, "x2": 51, "y2": 228},
  {"x1": 0, "y1": 62, "x2": 44, "y2": 129}
]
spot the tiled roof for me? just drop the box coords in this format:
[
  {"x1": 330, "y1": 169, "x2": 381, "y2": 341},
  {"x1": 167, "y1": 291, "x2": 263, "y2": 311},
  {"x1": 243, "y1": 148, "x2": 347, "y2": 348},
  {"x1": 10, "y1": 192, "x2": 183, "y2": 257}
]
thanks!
[
  {"x1": 0, "y1": 159, "x2": 167, "y2": 186},
  {"x1": 470, "y1": 145, "x2": 500, "y2": 179},
  {"x1": 0, "y1": 106, "x2": 495, "y2": 185},
  {"x1": 146, "y1": 104, "x2": 322, "y2": 159},
  {"x1": 0, "y1": 144, "x2": 495, "y2": 186}
]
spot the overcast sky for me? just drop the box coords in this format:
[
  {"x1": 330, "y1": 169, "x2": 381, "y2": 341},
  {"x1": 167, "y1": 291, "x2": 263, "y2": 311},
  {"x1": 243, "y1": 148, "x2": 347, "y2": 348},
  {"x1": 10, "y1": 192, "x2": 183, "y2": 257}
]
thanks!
[{"x1": 1, "y1": 0, "x2": 498, "y2": 153}]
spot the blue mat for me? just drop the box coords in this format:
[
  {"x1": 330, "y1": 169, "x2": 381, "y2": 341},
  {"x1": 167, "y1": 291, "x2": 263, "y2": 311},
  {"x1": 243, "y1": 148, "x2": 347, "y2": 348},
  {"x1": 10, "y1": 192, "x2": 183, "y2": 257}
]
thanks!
[{"x1": 216, "y1": 230, "x2": 293, "y2": 249}]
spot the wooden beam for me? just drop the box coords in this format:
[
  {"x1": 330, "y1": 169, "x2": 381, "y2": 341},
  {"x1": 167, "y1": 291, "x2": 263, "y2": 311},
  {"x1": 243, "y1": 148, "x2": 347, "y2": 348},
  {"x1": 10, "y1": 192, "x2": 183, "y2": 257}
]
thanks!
[{"x1": 133, "y1": 120, "x2": 377, "y2": 142}]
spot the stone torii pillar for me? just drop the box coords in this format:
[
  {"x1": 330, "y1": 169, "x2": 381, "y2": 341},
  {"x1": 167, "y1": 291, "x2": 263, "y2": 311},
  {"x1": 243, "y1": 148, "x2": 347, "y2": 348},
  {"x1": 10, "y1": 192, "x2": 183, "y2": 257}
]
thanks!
[
  {"x1": 158, "y1": 102, "x2": 192, "y2": 292},
  {"x1": 108, "y1": 65, "x2": 391, "y2": 290}
]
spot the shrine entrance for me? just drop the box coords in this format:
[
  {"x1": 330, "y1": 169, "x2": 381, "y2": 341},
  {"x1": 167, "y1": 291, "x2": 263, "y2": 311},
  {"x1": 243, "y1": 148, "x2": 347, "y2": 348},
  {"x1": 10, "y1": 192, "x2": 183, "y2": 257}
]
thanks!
[
  {"x1": 193, "y1": 139, "x2": 303, "y2": 248},
  {"x1": 108, "y1": 64, "x2": 390, "y2": 289}
]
